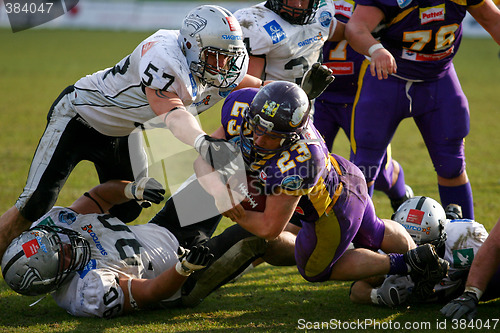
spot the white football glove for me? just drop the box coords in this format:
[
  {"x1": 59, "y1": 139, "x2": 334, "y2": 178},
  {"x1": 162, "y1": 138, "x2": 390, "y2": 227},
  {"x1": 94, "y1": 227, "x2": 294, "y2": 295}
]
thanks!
[{"x1": 375, "y1": 275, "x2": 413, "y2": 307}]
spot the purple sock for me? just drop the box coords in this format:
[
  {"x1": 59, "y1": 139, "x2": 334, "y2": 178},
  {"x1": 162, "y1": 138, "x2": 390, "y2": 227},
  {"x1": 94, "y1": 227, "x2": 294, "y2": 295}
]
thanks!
[
  {"x1": 388, "y1": 253, "x2": 408, "y2": 275},
  {"x1": 386, "y1": 162, "x2": 407, "y2": 200},
  {"x1": 438, "y1": 182, "x2": 474, "y2": 219}
]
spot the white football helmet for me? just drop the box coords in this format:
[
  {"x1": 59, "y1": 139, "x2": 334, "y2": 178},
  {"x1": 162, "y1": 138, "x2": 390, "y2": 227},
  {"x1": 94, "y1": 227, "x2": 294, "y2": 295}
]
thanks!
[
  {"x1": 392, "y1": 196, "x2": 447, "y2": 248},
  {"x1": 179, "y1": 5, "x2": 246, "y2": 88},
  {"x1": 1, "y1": 225, "x2": 91, "y2": 296}
]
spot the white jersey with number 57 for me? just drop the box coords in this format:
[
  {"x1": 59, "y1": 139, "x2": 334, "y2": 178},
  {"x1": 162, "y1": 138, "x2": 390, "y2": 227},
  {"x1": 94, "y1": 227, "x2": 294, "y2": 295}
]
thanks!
[
  {"x1": 234, "y1": 0, "x2": 336, "y2": 84},
  {"x1": 71, "y1": 29, "x2": 247, "y2": 137},
  {"x1": 32, "y1": 207, "x2": 180, "y2": 318}
]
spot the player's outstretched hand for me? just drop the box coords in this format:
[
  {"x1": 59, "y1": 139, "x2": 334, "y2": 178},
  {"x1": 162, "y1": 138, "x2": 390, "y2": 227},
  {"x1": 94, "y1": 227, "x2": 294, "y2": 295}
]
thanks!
[
  {"x1": 440, "y1": 291, "x2": 478, "y2": 320},
  {"x1": 124, "y1": 177, "x2": 165, "y2": 207},
  {"x1": 194, "y1": 134, "x2": 240, "y2": 179},
  {"x1": 301, "y1": 62, "x2": 335, "y2": 100},
  {"x1": 175, "y1": 245, "x2": 214, "y2": 276}
]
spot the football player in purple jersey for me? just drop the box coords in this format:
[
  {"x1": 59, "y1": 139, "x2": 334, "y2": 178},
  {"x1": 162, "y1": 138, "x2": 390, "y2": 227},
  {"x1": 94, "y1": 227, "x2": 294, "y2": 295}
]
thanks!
[
  {"x1": 194, "y1": 81, "x2": 447, "y2": 296},
  {"x1": 314, "y1": 0, "x2": 413, "y2": 212},
  {"x1": 345, "y1": 0, "x2": 500, "y2": 220}
]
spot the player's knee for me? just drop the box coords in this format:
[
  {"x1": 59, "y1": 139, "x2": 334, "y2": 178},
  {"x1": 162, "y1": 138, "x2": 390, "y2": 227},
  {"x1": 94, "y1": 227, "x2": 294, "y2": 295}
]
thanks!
[{"x1": 434, "y1": 158, "x2": 465, "y2": 179}]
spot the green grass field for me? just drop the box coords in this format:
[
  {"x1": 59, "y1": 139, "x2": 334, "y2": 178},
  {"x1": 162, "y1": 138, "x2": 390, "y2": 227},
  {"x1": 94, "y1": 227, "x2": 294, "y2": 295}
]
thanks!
[{"x1": 0, "y1": 28, "x2": 499, "y2": 332}]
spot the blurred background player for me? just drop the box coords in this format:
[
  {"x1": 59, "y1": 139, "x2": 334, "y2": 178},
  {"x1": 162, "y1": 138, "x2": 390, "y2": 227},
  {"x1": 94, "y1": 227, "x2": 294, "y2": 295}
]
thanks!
[
  {"x1": 313, "y1": 0, "x2": 412, "y2": 211},
  {"x1": 345, "y1": 0, "x2": 500, "y2": 220},
  {"x1": 350, "y1": 196, "x2": 500, "y2": 306}
]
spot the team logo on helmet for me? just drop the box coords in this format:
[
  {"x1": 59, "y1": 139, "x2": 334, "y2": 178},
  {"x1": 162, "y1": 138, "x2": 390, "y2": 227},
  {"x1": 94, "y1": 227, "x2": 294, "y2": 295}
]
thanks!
[
  {"x1": 261, "y1": 101, "x2": 279, "y2": 117},
  {"x1": 290, "y1": 105, "x2": 306, "y2": 127},
  {"x1": 184, "y1": 14, "x2": 207, "y2": 37}
]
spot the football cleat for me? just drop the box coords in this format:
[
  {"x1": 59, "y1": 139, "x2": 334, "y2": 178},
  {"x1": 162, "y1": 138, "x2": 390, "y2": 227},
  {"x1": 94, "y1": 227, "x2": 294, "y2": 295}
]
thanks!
[
  {"x1": 390, "y1": 184, "x2": 414, "y2": 212},
  {"x1": 445, "y1": 203, "x2": 463, "y2": 220}
]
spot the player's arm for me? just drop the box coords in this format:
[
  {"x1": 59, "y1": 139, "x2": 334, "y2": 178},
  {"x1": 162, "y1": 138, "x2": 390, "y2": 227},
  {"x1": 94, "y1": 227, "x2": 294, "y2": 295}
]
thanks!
[
  {"x1": 246, "y1": 55, "x2": 266, "y2": 80},
  {"x1": 193, "y1": 126, "x2": 246, "y2": 220},
  {"x1": 234, "y1": 73, "x2": 269, "y2": 91},
  {"x1": 69, "y1": 179, "x2": 165, "y2": 215},
  {"x1": 468, "y1": 0, "x2": 500, "y2": 45},
  {"x1": 119, "y1": 244, "x2": 213, "y2": 313},
  {"x1": 145, "y1": 87, "x2": 205, "y2": 147},
  {"x1": 327, "y1": 20, "x2": 346, "y2": 42},
  {"x1": 345, "y1": 5, "x2": 396, "y2": 79},
  {"x1": 234, "y1": 192, "x2": 301, "y2": 240}
]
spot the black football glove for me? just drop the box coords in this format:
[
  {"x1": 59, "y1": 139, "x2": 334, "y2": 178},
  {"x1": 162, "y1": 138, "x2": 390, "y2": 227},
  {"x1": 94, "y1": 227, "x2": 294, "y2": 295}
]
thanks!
[
  {"x1": 440, "y1": 291, "x2": 478, "y2": 320},
  {"x1": 124, "y1": 177, "x2": 165, "y2": 207},
  {"x1": 175, "y1": 245, "x2": 214, "y2": 276},
  {"x1": 194, "y1": 134, "x2": 240, "y2": 179},
  {"x1": 301, "y1": 62, "x2": 335, "y2": 100}
]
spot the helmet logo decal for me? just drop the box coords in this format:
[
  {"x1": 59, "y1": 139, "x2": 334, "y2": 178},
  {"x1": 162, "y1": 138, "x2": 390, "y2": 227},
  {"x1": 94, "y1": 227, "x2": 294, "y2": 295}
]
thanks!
[
  {"x1": 290, "y1": 106, "x2": 306, "y2": 127},
  {"x1": 22, "y1": 239, "x2": 41, "y2": 258},
  {"x1": 225, "y1": 16, "x2": 239, "y2": 31},
  {"x1": 19, "y1": 267, "x2": 43, "y2": 291},
  {"x1": 406, "y1": 209, "x2": 424, "y2": 224},
  {"x1": 261, "y1": 100, "x2": 279, "y2": 117},
  {"x1": 184, "y1": 14, "x2": 207, "y2": 37}
]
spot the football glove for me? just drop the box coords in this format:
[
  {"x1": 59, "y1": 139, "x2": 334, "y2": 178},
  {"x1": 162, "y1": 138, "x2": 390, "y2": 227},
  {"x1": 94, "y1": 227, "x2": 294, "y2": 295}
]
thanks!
[
  {"x1": 440, "y1": 291, "x2": 478, "y2": 320},
  {"x1": 301, "y1": 62, "x2": 335, "y2": 100},
  {"x1": 375, "y1": 275, "x2": 412, "y2": 307},
  {"x1": 176, "y1": 245, "x2": 214, "y2": 277},
  {"x1": 194, "y1": 134, "x2": 240, "y2": 179},
  {"x1": 124, "y1": 177, "x2": 165, "y2": 207}
]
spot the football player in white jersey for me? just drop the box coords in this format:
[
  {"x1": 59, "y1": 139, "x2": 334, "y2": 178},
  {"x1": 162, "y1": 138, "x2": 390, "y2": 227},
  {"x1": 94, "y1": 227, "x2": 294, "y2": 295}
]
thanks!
[
  {"x1": 0, "y1": 5, "x2": 268, "y2": 260},
  {"x1": 350, "y1": 196, "x2": 500, "y2": 306},
  {"x1": 234, "y1": 0, "x2": 345, "y2": 85},
  {"x1": 1, "y1": 178, "x2": 269, "y2": 318}
]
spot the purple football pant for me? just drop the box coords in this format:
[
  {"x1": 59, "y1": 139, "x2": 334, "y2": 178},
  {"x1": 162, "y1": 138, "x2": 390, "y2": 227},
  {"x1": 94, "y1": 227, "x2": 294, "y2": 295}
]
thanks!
[
  {"x1": 351, "y1": 63, "x2": 469, "y2": 183},
  {"x1": 295, "y1": 154, "x2": 386, "y2": 282},
  {"x1": 313, "y1": 98, "x2": 395, "y2": 193}
]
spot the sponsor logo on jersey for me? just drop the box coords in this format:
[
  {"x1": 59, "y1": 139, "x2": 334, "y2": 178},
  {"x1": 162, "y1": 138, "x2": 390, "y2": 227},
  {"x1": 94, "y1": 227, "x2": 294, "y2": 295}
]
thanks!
[
  {"x1": 334, "y1": 0, "x2": 355, "y2": 19},
  {"x1": 184, "y1": 14, "x2": 207, "y2": 37},
  {"x1": 226, "y1": 16, "x2": 240, "y2": 32},
  {"x1": 452, "y1": 248, "x2": 474, "y2": 268},
  {"x1": 264, "y1": 20, "x2": 286, "y2": 44},
  {"x1": 318, "y1": 10, "x2": 333, "y2": 28},
  {"x1": 281, "y1": 175, "x2": 304, "y2": 191},
  {"x1": 397, "y1": 0, "x2": 412, "y2": 9},
  {"x1": 189, "y1": 74, "x2": 197, "y2": 98},
  {"x1": 81, "y1": 224, "x2": 108, "y2": 256},
  {"x1": 295, "y1": 206, "x2": 305, "y2": 215},
  {"x1": 259, "y1": 170, "x2": 267, "y2": 182},
  {"x1": 324, "y1": 61, "x2": 355, "y2": 75},
  {"x1": 58, "y1": 210, "x2": 77, "y2": 225},
  {"x1": 78, "y1": 259, "x2": 97, "y2": 279},
  {"x1": 38, "y1": 216, "x2": 56, "y2": 227},
  {"x1": 261, "y1": 101, "x2": 279, "y2": 117},
  {"x1": 420, "y1": 5, "x2": 445, "y2": 24},
  {"x1": 141, "y1": 41, "x2": 158, "y2": 57},
  {"x1": 298, "y1": 32, "x2": 325, "y2": 47},
  {"x1": 22, "y1": 239, "x2": 41, "y2": 258},
  {"x1": 193, "y1": 95, "x2": 212, "y2": 107},
  {"x1": 406, "y1": 209, "x2": 424, "y2": 224},
  {"x1": 402, "y1": 46, "x2": 454, "y2": 62}
]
